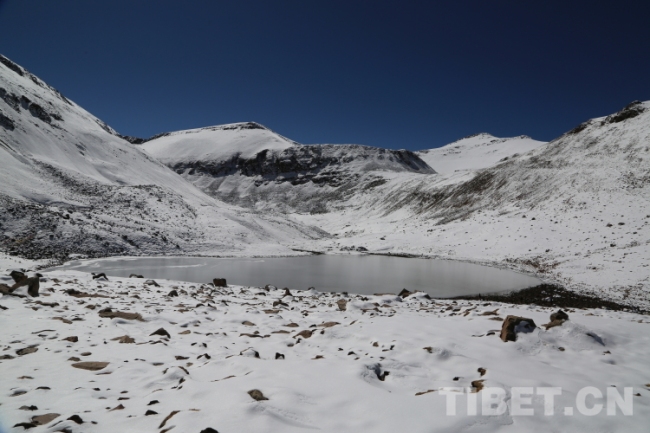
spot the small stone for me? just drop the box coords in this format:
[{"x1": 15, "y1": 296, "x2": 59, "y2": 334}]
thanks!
[
  {"x1": 200, "y1": 429, "x2": 220, "y2": 433},
  {"x1": 241, "y1": 321, "x2": 256, "y2": 327},
  {"x1": 80, "y1": 352, "x2": 92, "y2": 356},
  {"x1": 336, "y1": 299, "x2": 347, "y2": 311},
  {"x1": 159, "y1": 410, "x2": 180, "y2": 428},
  {"x1": 67, "y1": 415, "x2": 83, "y2": 424},
  {"x1": 294, "y1": 330, "x2": 313, "y2": 339},
  {"x1": 145, "y1": 410, "x2": 158, "y2": 416},
  {"x1": 31, "y1": 413, "x2": 60, "y2": 425},
  {"x1": 71, "y1": 361, "x2": 109, "y2": 371},
  {"x1": 16, "y1": 347, "x2": 38, "y2": 356},
  {"x1": 478, "y1": 368, "x2": 487, "y2": 376},
  {"x1": 167, "y1": 290, "x2": 179, "y2": 297},
  {"x1": 150, "y1": 328, "x2": 171, "y2": 338},
  {"x1": 275, "y1": 352, "x2": 285, "y2": 359},
  {"x1": 398, "y1": 289, "x2": 412, "y2": 298},
  {"x1": 248, "y1": 389, "x2": 268, "y2": 401},
  {"x1": 62, "y1": 336, "x2": 78, "y2": 343}
]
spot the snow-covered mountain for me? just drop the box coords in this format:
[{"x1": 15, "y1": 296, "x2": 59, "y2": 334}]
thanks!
[
  {"x1": 1, "y1": 53, "x2": 648, "y2": 307},
  {"x1": 294, "y1": 101, "x2": 650, "y2": 305},
  {"x1": 0, "y1": 54, "x2": 324, "y2": 261},
  {"x1": 416, "y1": 133, "x2": 546, "y2": 174},
  {"x1": 142, "y1": 123, "x2": 434, "y2": 212}
]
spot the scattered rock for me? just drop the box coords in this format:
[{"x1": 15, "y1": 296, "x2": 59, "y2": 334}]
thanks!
[
  {"x1": 92, "y1": 273, "x2": 108, "y2": 280},
  {"x1": 71, "y1": 361, "x2": 109, "y2": 371},
  {"x1": 62, "y1": 336, "x2": 78, "y2": 343},
  {"x1": 167, "y1": 290, "x2": 179, "y2": 297},
  {"x1": 544, "y1": 310, "x2": 569, "y2": 330},
  {"x1": 145, "y1": 410, "x2": 158, "y2": 416},
  {"x1": 31, "y1": 413, "x2": 60, "y2": 425},
  {"x1": 478, "y1": 368, "x2": 486, "y2": 377},
  {"x1": 112, "y1": 335, "x2": 135, "y2": 344},
  {"x1": 398, "y1": 289, "x2": 412, "y2": 298},
  {"x1": 109, "y1": 404, "x2": 125, "y2": 411},
  {"x1": 200, "y1": 429, "x2": 220, "y2": 433},
  {"x1": 241, "y1": 321, "x2": 256, "y2": 326},
  {"x1": 0, "y1": 354, "x2": 15, "y2": 360},
  {"x1": 240, "y1": 348, "x2": 260, "y2": 358},
  {"x1": 159, "y1": 410, "x2": 180, "y2": 428},
  {"x1": 12, "y1": 422, "x2": 36, "y2": 430},
  {"x1": 500, "y1": 315, "x2": 537, "y2": 342},
  {"x1": 80, "y1": 352, "x2": 92, "y2": 356},
  {"x1": 10, "y1": 270, "x2": 27, "y2": 284},
  {"x1": 16, "y1": 347, "x2": 38, "y2": 356},
  {"x1": 318, "y1": 321, "x2": 340, "y2": 328},
  {"x1": 471, "y1": 380, "x2": 485, "y2": 392},
  {"x1": 66, "y1": 289, "x2": 109, "y2": 298},
  {"x1": 294, "y1": 330, "x2": 313, "y2": 339},
  {"x1": 19, "y1": 406, "x2": 38, "y2": 411},
  {"x1": 248, "y1": 389, "x2": 268, "y2": 401},
  {"x1": 10, "y1": 277, "x2": 40, "y2": 297},
  {"x1": 415, "y1": 389, "x2": 435, "y2": 396},
  {"x1": 213, "y1": 278, "x2": 227, "y2": 287},
  {"x1": 336, "y1": 299, "x2": 347, "y2": 311},
  {"x1": 98, "y1": 310, "x2": 144, "y2": 321},
  {"x1": 129, "y1": 274, "x2": 144, "y2": 278},
  {"x1": 275, "y1": 352, "x2": 285, "y2": 359},
  {"x1": 67, "y1": 415, "x2": 83, "y2": 424},
  {"x1": 150, "y1": 328, "x2": 171, "y2": 338},
  {"x1": 551, "y1": 310, "x2": 569, "y2": 322},
  {"x1": 145, "y1": 280, "x2": 160, "y2": 287}
]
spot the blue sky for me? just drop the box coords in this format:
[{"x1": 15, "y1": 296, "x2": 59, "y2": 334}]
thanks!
[{"x1": 0, "y1": 0, "x2": 649, "y2": 150}]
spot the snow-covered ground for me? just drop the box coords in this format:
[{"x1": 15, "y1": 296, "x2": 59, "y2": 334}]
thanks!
[{"x1": 1, "y1": 272, "x2": 649, "y2": 432}]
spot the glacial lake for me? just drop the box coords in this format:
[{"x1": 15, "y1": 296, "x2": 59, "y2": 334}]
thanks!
[{"x1": 49, "y1": 255, "x2": 541, "y2": 298}]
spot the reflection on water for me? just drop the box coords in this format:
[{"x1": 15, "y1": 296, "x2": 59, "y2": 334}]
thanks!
[{"x1": 50, "y1": 255, "x2": 541, "y2": 298}]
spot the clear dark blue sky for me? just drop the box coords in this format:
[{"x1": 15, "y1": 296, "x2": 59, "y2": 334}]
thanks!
[{"x1": 1, "y1": 1, "x2": 648, "y2": 150}]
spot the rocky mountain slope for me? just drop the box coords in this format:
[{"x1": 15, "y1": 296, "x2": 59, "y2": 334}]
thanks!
[
  {"x1": 0, "y1": 55, "x2": 325, "y2": 262},
  {"x1": 293, "y1": 102, "x2": 650, "y2": 306}
]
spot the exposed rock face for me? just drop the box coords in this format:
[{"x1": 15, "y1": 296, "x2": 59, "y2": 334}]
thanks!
[
  {"x1": 171, "y1": 144, "x2": 433, "y2": 187},
  {"x1": 500, "y1": 315, "x2": 536, "y2": 342}
]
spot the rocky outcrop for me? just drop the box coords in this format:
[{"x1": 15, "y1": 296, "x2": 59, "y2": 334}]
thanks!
[{"x1": 170, "y1": 144, "x2": 434, "y2": 189}]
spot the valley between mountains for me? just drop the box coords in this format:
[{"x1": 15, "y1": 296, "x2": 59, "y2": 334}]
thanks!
[
  {"x1": 2, "y1": 54, "x2": 650, "y2": 433},
  {"x1": 1, "y1": 53, "x2": 649, "y2": 308}
]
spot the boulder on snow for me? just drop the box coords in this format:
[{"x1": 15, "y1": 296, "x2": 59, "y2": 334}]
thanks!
[
  {"x1": 248, "y1": 389, "x2": 268, "y2": 401},
  {"x1": 10, "y1": 270, "x2": 27, "y2": 284},
  {"x1": 500, "y1": 315, "x2": 537, "y2": 342},
  {"x1": 213, "y1": 278, "x2": 227, "y2": 287},
  {"x1": 336, "y1": 299, "x2": 347, "y2": 311},
  {"x1": 91, "y1": 273, "x2": 108, "y2": 280},
  {"x1": 98, "y1": 309, "x2": 144, "y2": 321},
  {"x1": 129, "y1": 274, "x2": 144, "y2": 278},
  {"x1": 544, "y1": 309, "x2": 569, "y2": 330},
  {"x1": 71, "y1": 361, "x2": 109, "y2": 371},
  {"x1": 10, "y1": 276, "x2": 40, "y2": 297},
  {"x1": 398, "y1": 288, "x2": 412, "y2": 298}
]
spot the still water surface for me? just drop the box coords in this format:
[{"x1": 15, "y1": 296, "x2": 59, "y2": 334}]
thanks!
[{"x1": 50, "y1": 255, "x2": 541, "y2": 298}]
